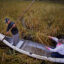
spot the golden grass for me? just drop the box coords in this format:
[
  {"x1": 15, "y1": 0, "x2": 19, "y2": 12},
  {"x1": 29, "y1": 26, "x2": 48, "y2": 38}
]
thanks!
[{"x1": 0, "y1": 0, "x2": 64, "y2": 64}]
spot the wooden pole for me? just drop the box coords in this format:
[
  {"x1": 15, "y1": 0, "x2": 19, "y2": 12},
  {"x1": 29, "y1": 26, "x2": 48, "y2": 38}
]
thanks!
[{"x1": 17, "y1": 0, "x2": 35, "y2": 21}]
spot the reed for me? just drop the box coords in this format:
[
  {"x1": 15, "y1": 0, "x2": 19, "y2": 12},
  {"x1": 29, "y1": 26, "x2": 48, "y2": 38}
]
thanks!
[{"x1": 0, "y1": 0, "x2": 64, "y2": 64}]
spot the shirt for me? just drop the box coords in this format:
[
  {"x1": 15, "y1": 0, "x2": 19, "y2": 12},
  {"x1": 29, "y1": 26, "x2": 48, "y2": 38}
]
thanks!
[
  {"x1": 48, "y1": 44, "x2": 64, "y2": 55},
  {"x1": 7, "y1": 22, "x2": 18, "y2": 35}
]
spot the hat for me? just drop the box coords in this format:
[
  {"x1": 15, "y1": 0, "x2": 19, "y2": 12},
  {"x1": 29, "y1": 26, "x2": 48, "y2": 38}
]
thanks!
[{"x1": 5, "y1": 18, "x2": 9, "y2": 23}]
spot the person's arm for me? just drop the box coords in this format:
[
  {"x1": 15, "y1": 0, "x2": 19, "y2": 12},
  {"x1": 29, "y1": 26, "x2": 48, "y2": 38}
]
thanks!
[
  {"x1": 46, "y1": 46, "x2": 61, "y2": 52},
  {"x1": 6, "y1": 25, "x2": 10, "y2": 35},
  {"x1": 12, "y1": 24, "x2": 16, "y2": 28},
  {"x1": 6, "y1": 31, "x2": 9, "y2": 35},
  {"x1": 9, "y1": 22, "x2": 16, "y2": 30},
  {"x1": 48, "y1": 36, "x2": 58, "y2": 43}
]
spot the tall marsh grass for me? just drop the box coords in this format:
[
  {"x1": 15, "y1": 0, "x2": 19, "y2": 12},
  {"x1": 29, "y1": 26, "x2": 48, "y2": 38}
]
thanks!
[{"x1": 0, "y1": 0, "x2": 64, "y2": 64}]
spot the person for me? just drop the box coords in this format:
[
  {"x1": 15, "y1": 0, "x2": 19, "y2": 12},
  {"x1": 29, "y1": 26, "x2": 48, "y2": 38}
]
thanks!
[
  {"x1": 5, "y1": 18, "x2": 19, "y2": 46},
  {"x1": 46, "y1": 36, "x2": 64, "y2": 58}
]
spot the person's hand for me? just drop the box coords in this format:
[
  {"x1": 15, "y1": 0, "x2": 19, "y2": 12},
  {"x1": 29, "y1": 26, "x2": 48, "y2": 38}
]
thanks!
[
  {"x1": 45, "y1": 46, "x2": 49, "y2": 49},
  {"x1": 6, "y1": 32, "x2": 9, "y2": 35},
  {"x1": 48, "y1": 36, "x2": 52, "y2": 39},
  {"x1": 12, "y1": 24, "x2": 16, "y2": 28},
  {"x1": 45, "y1": 46, "x2": 50, "y2": 50}
]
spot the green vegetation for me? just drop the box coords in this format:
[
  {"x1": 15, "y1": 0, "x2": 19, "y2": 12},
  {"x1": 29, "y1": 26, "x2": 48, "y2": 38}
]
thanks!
[{"x1": 0, "y1": 0, "x2": 64, "y2": 64}]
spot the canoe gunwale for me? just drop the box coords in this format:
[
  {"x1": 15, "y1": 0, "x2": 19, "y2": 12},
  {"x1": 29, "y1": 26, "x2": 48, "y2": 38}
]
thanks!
[
  {"x1": 0, "y1": 33, "x2": 64, "y2": 63},
  {"x1": 2, "y1": 39, "x2": 64, "y2": 63}
]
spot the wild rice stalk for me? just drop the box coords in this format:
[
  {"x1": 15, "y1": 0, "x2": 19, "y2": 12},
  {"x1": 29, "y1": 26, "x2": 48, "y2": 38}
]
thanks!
[{"x1": 1, "y1": 52, "x2": 5, "y2": 64}]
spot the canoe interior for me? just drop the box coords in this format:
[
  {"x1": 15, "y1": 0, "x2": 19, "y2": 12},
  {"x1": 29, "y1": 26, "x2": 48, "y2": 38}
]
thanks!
[{"x1": 4, "y1": 36, "x2": 51, "y2": 57}]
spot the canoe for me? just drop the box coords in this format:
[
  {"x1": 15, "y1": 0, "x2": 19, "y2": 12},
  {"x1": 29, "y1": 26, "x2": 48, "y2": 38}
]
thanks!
[{"x1": 0, "y1": 33, "x2": 64, "y2": 63}]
